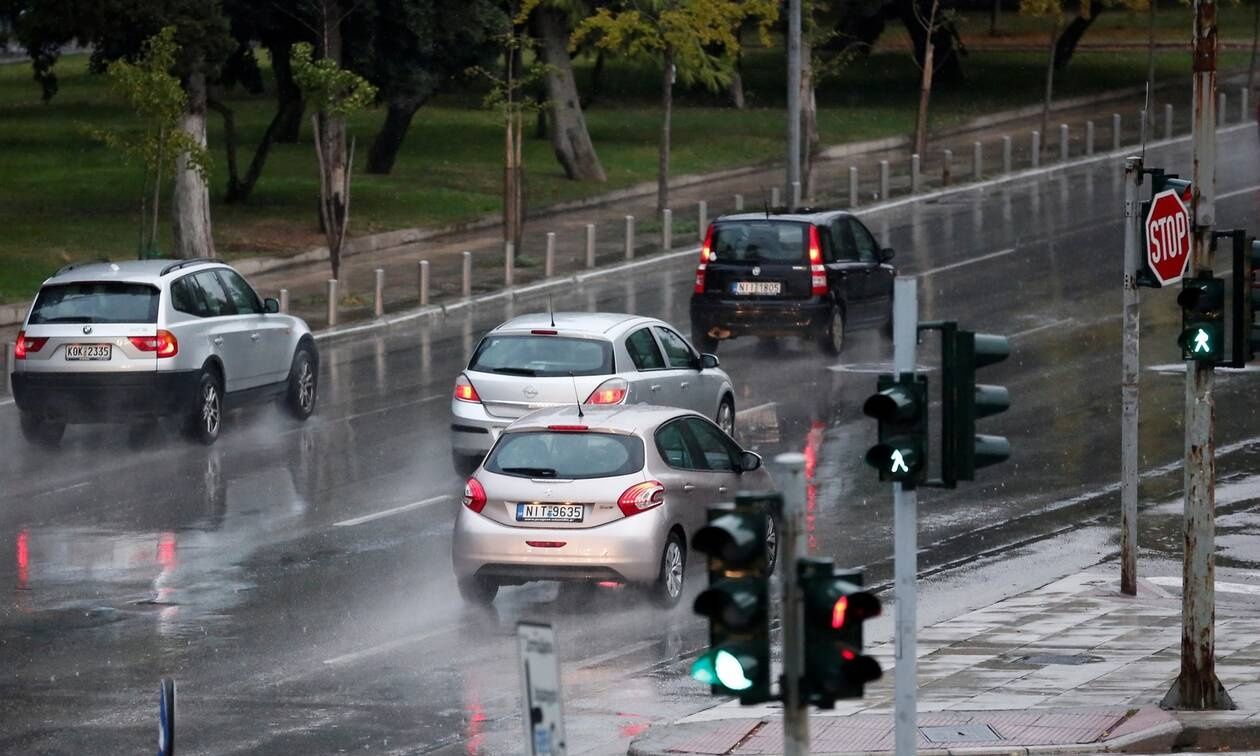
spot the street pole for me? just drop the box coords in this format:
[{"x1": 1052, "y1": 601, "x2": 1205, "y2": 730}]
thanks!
[
  {"x1": 1162, "y1": 0, "x2": 1233, "y2": 711},
  {"x1": 893, "y1": 277, "x2": 918, "y2": 756},
  {"x1": 787, "y1": 0, "x2": 801, "y2": 209},
  {"x1": 776, "y1": 452, "x2": 809, "y2": 756},
  {"x1": 1121, "y1": 155, "x2": 1142, "y2": 597}
]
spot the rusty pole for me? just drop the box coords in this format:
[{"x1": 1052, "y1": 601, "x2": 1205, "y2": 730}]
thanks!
[
  {"x1": 1162, "y1": 0, "x2": 1233, "y2": 711},
  {"x1": 1121, "y1": 155, "x2": 1142, "y2": 597}
]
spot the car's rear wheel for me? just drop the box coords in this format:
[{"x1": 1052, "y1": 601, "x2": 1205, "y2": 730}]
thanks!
[
  {"x1": 185, "y1": 370, "x2": 222, "y2": 445},
  {"x1": 19, "y1": 412, "x2": 64, "y2": 447},
  {"x1": 716, "y1": 397, "x2": 736, "y2": 437},
  {"x1": 692, "y1": 326, "x2": 719, "y2": 355},
  {"x1": 650, "y1": 532, "x2": 687, "y2": 608},
  {"x1": 457, "y1": 575, "x2": 499, "y2": 605},
  {"x1": 285, "y1": 346, "x2": 318, "y2": 420},
  {"x1": 818, "y1": 305, "x2": 846, "y2": 356}
]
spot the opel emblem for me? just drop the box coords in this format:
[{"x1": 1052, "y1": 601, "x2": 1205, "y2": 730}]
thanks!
[
  {"x1": 523, "y1": 385, "x2": 539, "y2": 400},
  {"x1": 752, "y1": 266, "x2": 761, "y2": 277},
  {"x1": 82, "y1": 325, "x2": 93, "y2": 335}
]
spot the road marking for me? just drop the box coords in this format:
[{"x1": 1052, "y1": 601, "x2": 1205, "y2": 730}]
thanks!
[
  {"x1": 1219, "y1": 183, "x2": 1260, "y2": 201},
  {"x1": 322, "y1": 624, "x2": 459, "y2": 666},
  {"x1": 332, "y1": 495, "x2": 454, "y2": 528},
  {"x1": 735, "y1": 401, "x2": 777, "y2": 416},
  {"x1": 917, "y1": 247, "x2": 1017, "y2": 277},
  {"x1": 1146, "y1": 576, "x2": 1260, "y2": 597},
  {"x1": 330, "y1": 393, "x2": 446, "y2": 424},
  {"x1": 1009, "y1": 318, "x2": 1074, "y2": 340}
]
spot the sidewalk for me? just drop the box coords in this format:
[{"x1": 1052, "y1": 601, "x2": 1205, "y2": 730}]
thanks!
[{"x1": 629, "y1": 570, "x2": 1260, "y2": 755}]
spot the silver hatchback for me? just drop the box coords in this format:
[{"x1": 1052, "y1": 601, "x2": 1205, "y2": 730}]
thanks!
[
  {"x1": 450, "y1": 312, "x2": 736, "y2": 475},
  {"x1": 11, "y1": 259, "x2": 318, "y2": 445},
  {"x1": 450, "y1": 404, "x2": 776, "y2": 607}
]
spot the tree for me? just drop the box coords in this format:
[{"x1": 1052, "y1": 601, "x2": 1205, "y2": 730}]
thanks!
[
  {"x1": 819, "y1": 0, "x2": 966, "y2": 87},
  {"x1": 573, "y1": 0, "x2": 777, "y2": 213},
  {"x1": 87, "y1": 27, "x2": 209, "y2": 259},
  {"x1": 911, "y1": 0, "x2": 951, "y2": 158},
  {"x1": 291, "y1": 41, "x2": 377, "y2": 282}
]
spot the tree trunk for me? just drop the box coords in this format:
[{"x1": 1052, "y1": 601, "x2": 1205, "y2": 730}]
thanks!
[
  {"x1": 1053, "y1": 0, "x2": 1100, "y2": 71},
  {"x1": 800, "y1": 34, "x2": 818, "y2": 200},
  {"x1": 172, "y1": 66, "x2": 216, "y2": 259},
  {"x1": 729, "y1": 51, "x2": 746, "y2": 109},
  {"x1": 366, "y1": 98, "x2": 424, "y2": 175},
  {"x1": 914, "y1": 40, "x2": 934, "y2": 158},
  {"x1": 584, "y1": 49, "x2": 606, "y2": 107},
  {"x1": 899, "y1": 0, "x2": 964, "y2": 86},
  {"x1": 317, "y1": 2, "x2": 348, "y2": 280},
  {"x1": 658, "y1": 49, "x2": 674, "y2": 214},
  {"x1": 222, "y1": 94, "x2": 303, "y2": 203},
  {"x1": 990, "y1": 0, "x2": 1000, "y2": 36},
  {"x1": 534, "y1": 7, "x2": 606, "y2": 182},
  {"x1": 269, "y1": 40, "x2": 305, "y2": 144},
  {"x1": 1040, "y1": 19, "x2": 1059, "y2": 143}
]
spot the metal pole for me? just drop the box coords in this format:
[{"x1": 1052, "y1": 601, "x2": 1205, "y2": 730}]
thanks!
[
  {"x1": 941, "y1": 149, "x2": 952, "y2": 186},
  {"x1": 545, "y1": 232, "x2": 556, "y2": 278},
  {"x1": 1113, "y1": 113, "x2": 1123, "y2": 151},
  {"x1": 1219, "y1": 92, "x2": 1228, "y2": 126},
  {"x1": 1086, "y1": 121, "x2": 1095, "y2": 156},
  {"x1": 1002, "y1": 135, "x2": 1012, "y2": 174},
  {"x1": 910, "y1": 154, "x2": 921, "y2": 194},
  {"x1": 734, "y1": 194, "x2": 745, "y2": 212},
  {"x1": 787, "y1": 0, "x2": 801, "y2": 204},
  {"x1": 662, "y1": 209, "x2": 672, "y2": 252},
  {"x1": 419, "y1": 260, "x2": 430, "y2": 306},
  {"x1": 1031, "y1": 130, "x2": 1041, "y2": 168},
  {"x1": 374, "y1": 268, "x2": 385, "y2": 318},
  {"x1": 505, "y1": 242, "x2": 515, "y2": 288},
  {"x1": 879, "y1": 160, "x2": 890, "y2": 200},
  {"x1": 791, "y1": 181, "x2": 802, "y2": 210},
  {"x1": 625, "y1": 215, "x2": 635, "y2": 260},
  {"x1": 1163, "y1": 0, "x2": 1231, "y2": 710},
  {"x1": 462, "y1": 251, "x2": 472, "y2": 298},
  {"x1": 893, "y1": 276, "x2": 919, "y2": 756},
  {"x1": 585, "y1": 225, "x2": 596, "y2": 269},
  {"x1": 776, "y1": 452, "x2": 809, "y2": 756},
  {"x1": 698, "y1": 201, "x2": 707, "y2": 241},
  {"x1": 279, "y1": 288, "x2": 289, "y2": 314},
  {"x1": 849, "y1": 166, "x2": 859, "y2": 207},
  {"x1": 1166, "y1": 103, "x2": 1175, "y2": 140},
  {"x1": 771, "y1": 186, "x2": 781, "y2": 207},
  {"x1": 327, "y1": 279, "x2": 338, "y2": 327},
  {"x1": 973, "y1": 141, "x2": 983, "y2": 179},
  {"x1": 1121, "y1": 156, "x2": 1142, "y2": 597},
  {"x1": 1059, "y1": 123, "x2": 1069, "y2": 162}
]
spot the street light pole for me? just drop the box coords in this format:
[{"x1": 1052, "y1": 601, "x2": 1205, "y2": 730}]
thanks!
[
  {"x1": 893, "y1": 277, "x2": 918, "y2": 755},
  {"x1": 787, "y1": 0, "x2": 801, "y2": 209},
  {"x1": 1121, "y1": 155, "x2": 1142, "y2": 597}
]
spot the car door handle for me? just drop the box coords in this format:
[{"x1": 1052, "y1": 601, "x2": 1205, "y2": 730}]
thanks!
[
  {"x1": 250, "y1": 332, "x2": 261, "y2": 341},
  {"x1": 650, "y1": 384, "x2": 662, "y2": 391},
  {"x1": 212, "y1": 337, "x2": 223, "y2": 346},
  {"x1": 682, "y1": 483, "x2": 696, "y2": 492}
]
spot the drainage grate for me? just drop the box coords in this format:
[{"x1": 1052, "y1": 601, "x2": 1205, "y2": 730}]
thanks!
[
  {"x1": 1022, "y1": 653, "x2": 1103, "y2": 666},
  {"x1": 920, "y1": 724, "x2": 1002, "y2": 743}
]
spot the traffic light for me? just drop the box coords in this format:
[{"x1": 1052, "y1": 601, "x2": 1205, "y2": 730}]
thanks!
[
  {"x1": 1178, "y1": 274, "x2": 1226, "y2": 363},
  {"x1": 1226, "y1": 231, "x2": 1260, "y2": 367},
  {"x1": 863, "y1": 373, "x2": 928, "y2": 487},
  {"x1": 1138, "y1": 170, "x2": 1193, "y2": 289},
  {"x1": 799, "y1": 558, "x2": 882, "y2": 707},
  {"x1": 939, "y1": 326, "x2": 1011, "y2": 486},
  {"x1": 690, "y1": 496, "x2": 772, "y2": 704}
]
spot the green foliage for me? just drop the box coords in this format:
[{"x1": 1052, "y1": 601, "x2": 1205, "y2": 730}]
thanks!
[
  {"x1": 465, "y1": 31, "x2": 552, "y2": 115},
  {"x1": 1020, "y1": 0, "x2": 1148, "y2": 20},
  {"x1": 290, "y1": 41, "x2": 378, "y2": 117}
]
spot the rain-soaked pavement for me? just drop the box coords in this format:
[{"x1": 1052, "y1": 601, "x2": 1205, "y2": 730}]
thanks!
[{"x1": 3, "y1": 127, "x2": 1260, "y2": 754}]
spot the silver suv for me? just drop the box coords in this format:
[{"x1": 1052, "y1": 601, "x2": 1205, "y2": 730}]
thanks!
[{"x1": 11, "y1": 259, "x2": 318, "y2": 446}]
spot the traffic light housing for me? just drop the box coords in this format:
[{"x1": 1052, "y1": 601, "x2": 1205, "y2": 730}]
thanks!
[
  {"x1": 690, "y1": 496, "x2": 772, "y2": 704},
  {"x1": 1178, "y1": 274, "x2": 1226, "y2": 363},
  {"x1": 799, "y1": 558, "x2": 882, "y2": 707},
  {"x1": 937, "y1": 324, "x2": 1011, "y2": 486},
  {"x1": 1226, "y1": 231, "x2": 1260, "y2": 367},
  {"x1": 1138, "y1": 170, "x2": 1193, "y2": 289},
  {"x1": 863, "y1": 373, "x2": 928, "y2": 487}
]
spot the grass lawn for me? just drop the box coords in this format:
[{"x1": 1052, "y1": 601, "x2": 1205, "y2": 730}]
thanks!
[{"x1": 0, "y1": 37, "x2": 1248, "y2": 303}]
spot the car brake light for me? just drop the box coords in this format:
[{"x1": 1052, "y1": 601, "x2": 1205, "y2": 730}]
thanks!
[
  {"x1": 585, "y1": 378, "x2": 628, "y2": 405},
  {"x1": 547, "y1": 424, "x2": 588, "y2": 432},
  {"x1": 808, "y1": 225, "x2": 827, "y2": 296},
  {"x1": 694, "y1": 224, "x2": 714, "y2": 294},
  {"x1": 531, "y1": 329, "x2": 558, "y2": 335},
  {"x1": 618, "y1": 480, "x2": 665, "y2": 517},
  {"x1": 526, "y1": 541, "x2": 566, "y2": 548},
  {"x1": 128, "y1": 330, "x2": 179, "y2": 358},
  {"x1": 454, "y1": 374, "x2": 480, "y2": 403},
  {"x1": 15, "y1": 331, "x2": 47, "y2": 360},
  {"x1": 463, "y1": 477, "x2": 487, "y2": 513}
]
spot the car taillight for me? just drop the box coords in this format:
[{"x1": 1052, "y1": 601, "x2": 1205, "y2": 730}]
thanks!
[
  {"x1": 454, "y1": 374, "x2": 480, "y2": 403},
  {"x1": 694, "y1": 224, "x2": 714, "y2": 294},
  {"x1": 547, "y1": 424, "x2": 589, "y2": 432},
  {"x1": 463, "y1": 477, "x2": 487, "y2": 513},
  {"x1": 585, "y1": 378, "x2": 628, "y2": 405},
  {"x1": 128, "y1": 330, "x2": 178, "y2": 358},
  {"x1": 618, "y1": 480, "x2": 665, "y2": 517},
  {"x1": 14, "y1": 331, "x2": 47, "y2": 360},
  {"x1": 808, "y1": 225, "x2": 827, "y2": 296}
]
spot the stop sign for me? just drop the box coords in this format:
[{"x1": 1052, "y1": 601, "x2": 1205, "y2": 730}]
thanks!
[{"x1": 1145, "y1": 189, "x2": 1191, "y2": 286}]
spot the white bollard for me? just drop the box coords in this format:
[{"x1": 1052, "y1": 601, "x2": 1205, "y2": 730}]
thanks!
[
  {"x1": 327, "y1": 279, "x2": 338, "y2": 327},
  {"x1": 1002, "y1": 135, "x2": 1012, "y2": 174},
  {"x1": 504, "y1": 242, "x2": 514, "y2": 287},
  {"x1": 1219, "y1": 92, "x2": 1228, "y2": 126},
  {"x1": 697, "y1": 201, "x2": 707, "y2": 241},
  {"x1": 585, "y1": 224, "x2": 596, "y2": 269},
  {"x1": 879, "y1": 160, "x2": 890, "y2": 200},
  {"x1": 462, "y1": 251, "x2": 472, "y2": 298},
  {"x1": 791, "y1": 181, "x2": 801, "y2": 210},
  {"x1": 418, "y1": 260, "x2": 430, "y2": 306},
  {"x1": 1139, "y1": 108, "x2": 1147, "y2": 143},
  {"x1": 545, "y1": 232, "x2": 556, "y2": 278},
  {"x1": 1165, "y1": 103, "x2": 1174, "y2": 140},
  {"x1": 1059, "y1": 124, "x2": 1069, "y2": 161},
  {"x1": 279, "y1": 288, "x2": 289, "y2": 314},
  {"x1": 734, "y1": 193, "x2": 744, "y2": 212},
  {"x1": 973, "y1": 141, "x2": 983, "y2": 179},
  {"x1": 942, "y1": 149, "x2": 952, "y2": 186},
  {"x1": 770, "y1": 186, "x2": 780, "y2": 207},
  {"x1": 1242, "y1": 87, "x2": 1250, "y2": 122},
  {"x1": 1086, "y1": 121, "x2": 1095, "y2": 156},
  {"x1": 849, "y1": 166, "x2": 859, "y2": 207},
  {"x1": 374, "y1": 268, "x2": 385, "y2": 318},
  {"x1": 662, "y1": 209, "x2": 672, "y2": 253},
  {"x1": 2, "y1": 341, "x2": 11, "y2": 392},
  {"x1": 624, "y1": 215, "x2": 635, "y2": 260},
  {"x1": 911, "y1": 153, "x2": 921, "y2": 193},
  {"x1": 1030, "y1": 130, "x2": 1040, "y2": 168},
  {"x1": 1113, "y1": 113, "x2": 1122, "y2": 151}
]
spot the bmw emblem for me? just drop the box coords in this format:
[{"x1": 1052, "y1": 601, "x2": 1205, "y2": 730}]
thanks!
[
  {"x1": 752, "y1": 266, "x2": 761, "y2": 277},
  {"x1": 82, "y1": 325, "x2": 93, "y2": 335}
]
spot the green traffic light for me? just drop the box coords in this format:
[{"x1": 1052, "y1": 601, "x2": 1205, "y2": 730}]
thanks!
[{"x1": 690, "y1": 649, "x2": 754, "y2": 691}]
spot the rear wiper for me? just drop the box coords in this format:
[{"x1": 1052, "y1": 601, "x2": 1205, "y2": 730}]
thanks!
[
  {"x1": 501, "y1": 467, "x2": 558, "y2": 478},
  {"x1": 491, "y1": 367, "x2": 537, "y2": 376}
]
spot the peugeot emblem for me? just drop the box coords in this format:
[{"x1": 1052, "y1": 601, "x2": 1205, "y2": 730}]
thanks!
[
  {"x1": 82, "y1": 325, "x2": 93, "y2": 335},
  {"x1": 751, "y1": 266, "x2": 761, "y2": 277},
  {"x1": 523, "y1": 385, "x2": 539, "y2": 400}
]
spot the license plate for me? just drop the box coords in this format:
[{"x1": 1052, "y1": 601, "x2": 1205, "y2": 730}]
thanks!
[
  {"x1": 732, "y1": 281, "x2": 782, "y2": 295},
  {"x1": 516, "y1": 503, "x2": 584, "y2": 523},
  {"x1": 65, "y1": 344, "x2": 111, "y2": 361}
]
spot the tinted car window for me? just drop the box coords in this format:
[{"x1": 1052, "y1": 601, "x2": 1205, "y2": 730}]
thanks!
[
  {"x1": 217, "y1": 270, "x2": 263, "y2": 315},
  {"x1": 626, "y1": 327, "x2": 666, "y2": 370},
  {"x1": 193, "y1": 271, "x2": 236, "y2": 317},
  {"x1": 28, "y1": 282, "x2": 159, "y2": 324},
  {"x1": 831, "y1": 219, "x2": 858, "y2": 261},
  {"x1": 654, "y1": 327, "x2": 695, "y2": 369},
  {"x1": 655, "y1": 421, "x2": 697, "y2": 469},
  {"x1": 710, "y1": 221, "x2": 807, "y2": 264},
  {"x1": 170, "y1": 276, "x2": 209, "y2": 317},
  {"x1": 486, "y1": 431, "x2": 644, "y2": 479},
  {"x1": 470, "y1": 335, "x2": 613, "y2": 377},
  {"x1": 849, "y1": 219, "x2": 880, "y2": 263},
  {"x1": 685, "y1": 418, "x2": 739, "y2": 471}
]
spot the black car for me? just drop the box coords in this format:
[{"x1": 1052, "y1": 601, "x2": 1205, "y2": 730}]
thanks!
[{"x1": 689, "y1": 210, "x2": 896, "y2": 355}]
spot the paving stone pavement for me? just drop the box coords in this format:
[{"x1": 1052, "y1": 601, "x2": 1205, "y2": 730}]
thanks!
[{"x1": 629, "y1": 570, "x2": 1260, "y2": 755}]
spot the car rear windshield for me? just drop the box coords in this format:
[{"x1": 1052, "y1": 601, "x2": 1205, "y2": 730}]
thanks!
[
  {"x1": 28, "y1": 282, "x2": 160, "y2": 324},
  {"x1": 710, "y1": 221, "x2": 807, "y2": 264},
  {"x1": 469, "y1": 335, "x2": 614, "y2": 377},
  {"x1": 485, "y1": 431, "x2": 644, "y2": 479}
]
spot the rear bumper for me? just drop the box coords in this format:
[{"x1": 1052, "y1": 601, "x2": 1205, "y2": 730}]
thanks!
[
  {"x1": 11, "y1": 370, "x2": 200, "y2": 421},
  {"x1": 450, "y1": 399, "x2": 509, "y2": 456},
  {"x1": 690, "y1": 296, "x2": 830, "y2": 339}
]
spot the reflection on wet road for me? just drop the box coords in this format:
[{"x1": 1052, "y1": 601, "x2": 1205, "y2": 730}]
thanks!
[{"x1": 3, "y1": 126, "x2": 1260, "y2": 753}]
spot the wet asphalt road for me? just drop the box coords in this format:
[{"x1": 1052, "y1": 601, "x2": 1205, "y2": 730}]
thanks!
[{"x1": 4, "y1": 125, "x2": 1260, "y2": 754}]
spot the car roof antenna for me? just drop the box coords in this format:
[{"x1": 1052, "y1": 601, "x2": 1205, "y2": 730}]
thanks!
[
  {"x1": 548, "y1": 295, "x2": 555, "y2": 328},
  {"x1": 569, "y1": 372, "x2": 585, "y2": 419}
]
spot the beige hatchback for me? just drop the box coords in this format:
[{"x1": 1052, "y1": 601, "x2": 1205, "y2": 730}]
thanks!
[{"x1": 451, "y1": 404, "x2": 777, "y2": 607}]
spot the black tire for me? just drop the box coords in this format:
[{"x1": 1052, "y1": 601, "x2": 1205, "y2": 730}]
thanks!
[
  {"x1": 452, "y1": 451, "x2": 484, "y2": 477},
  {"x1": 185, "y1": 370, "x2": 222, "y2": 445},
  {"x1": 818, "y1": 305, "x2": 846, "y2": 356},
  {"x1": 692, "y1": 327, "x2": 719, "y2": 355},
  {"x1": 650, "y1": 532, "x2": 687, "y2": 608},
  {"x1": 716, "y1": 397, "x2": 736, "y2": 438},
  {"x1": 285, "y1": 346, "x2": 318, "y2": 420},
  {"x1": 457, "y1": 575, "x2": 499, "y2": 605},
  {"x1": 18, "y1": 412, "x2": 64, "y2": 447}
]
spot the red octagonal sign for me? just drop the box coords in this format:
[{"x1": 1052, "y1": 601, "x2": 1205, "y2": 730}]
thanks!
[{"x1": 1145, "y1": 189, "x2": 1191, "y2": 287}]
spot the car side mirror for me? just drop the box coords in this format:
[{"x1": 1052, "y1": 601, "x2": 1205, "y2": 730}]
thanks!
[
  {"x1": 879, "y1": 247, "x2": 895, "y2": 263},
  {"x1": 264, "y1": 297, "x2": 280, "y2": 314},
  {"x1": 738, "y1": 450, "x2": 762, "y2": 473},
  {"x1": 700, "y1": 353, "x2": 720, "y2": 370}
]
